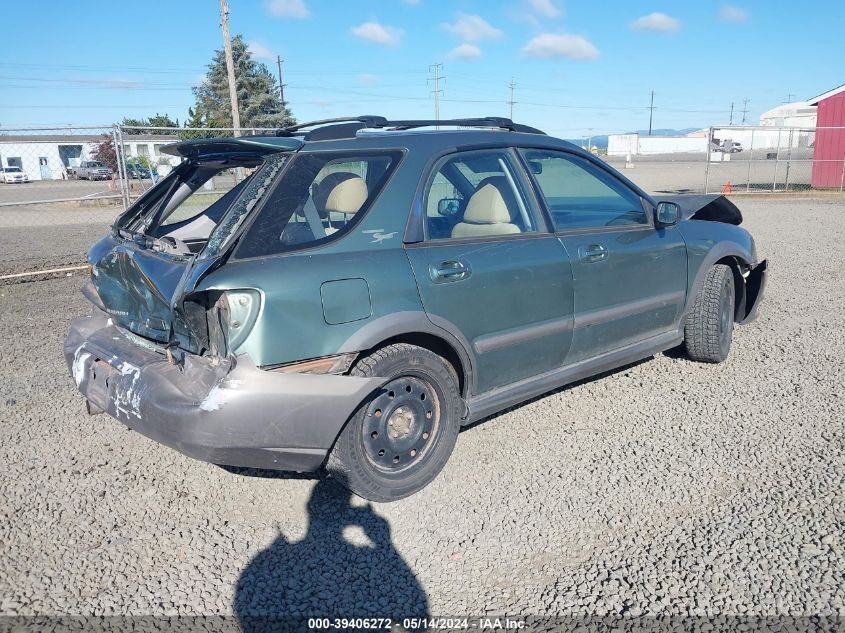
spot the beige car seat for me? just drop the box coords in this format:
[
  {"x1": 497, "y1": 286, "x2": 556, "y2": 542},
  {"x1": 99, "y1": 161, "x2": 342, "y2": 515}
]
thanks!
[
  {"x1": 451, "y1": 181, "x2": 520, "y2": 238},
  {"x1": 313, "y1": 172, "x2": 368, "y2": 235}
]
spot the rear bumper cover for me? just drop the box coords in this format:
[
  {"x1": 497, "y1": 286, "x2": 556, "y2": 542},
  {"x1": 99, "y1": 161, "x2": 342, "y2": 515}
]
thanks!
[{"x1": 64, "y1": 310, "x2": 383, "y2": 472}]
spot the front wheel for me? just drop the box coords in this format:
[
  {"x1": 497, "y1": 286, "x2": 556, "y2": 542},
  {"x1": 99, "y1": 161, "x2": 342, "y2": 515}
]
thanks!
[
  {"x1": 684, "y1": 264, "x2": 735, "y2": 363},
  {"x1": 327, "y1": 343, "x2": 462, "y2": 502}
]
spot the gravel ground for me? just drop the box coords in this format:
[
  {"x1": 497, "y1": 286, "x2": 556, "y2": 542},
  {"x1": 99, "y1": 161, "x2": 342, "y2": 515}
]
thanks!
[{"x1": 0, "y1": 197, "x2": 843, "y2": 622}]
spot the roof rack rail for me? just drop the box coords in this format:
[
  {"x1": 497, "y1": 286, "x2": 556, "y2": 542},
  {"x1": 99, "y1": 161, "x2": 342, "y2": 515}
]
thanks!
[
  {"x1": 275, "y1": 115, "x2": 545, "y2": 140},
  {"x1": 276, "y1": 115, "x2": 387, "y2": 136},
  {"x1": 383, "y1": 117, "x2": 545, "y2": 134}
]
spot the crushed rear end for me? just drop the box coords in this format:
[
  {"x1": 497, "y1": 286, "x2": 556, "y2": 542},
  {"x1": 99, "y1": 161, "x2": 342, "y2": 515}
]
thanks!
[{"x1": 65, "y1": 136, "x2": 382, "y2": 472}]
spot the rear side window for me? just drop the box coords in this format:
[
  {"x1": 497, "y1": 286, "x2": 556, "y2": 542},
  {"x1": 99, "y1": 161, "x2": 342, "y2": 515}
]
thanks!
[
  {"x1": 520, "y1": 149, "x2": 647, "y2": 230},
  {"x1": 236, "y1": 152, "x2": 398, "y2": 259}
]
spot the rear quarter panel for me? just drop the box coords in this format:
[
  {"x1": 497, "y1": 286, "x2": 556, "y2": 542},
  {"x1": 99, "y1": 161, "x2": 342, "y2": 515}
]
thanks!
[
  {"x1": 194, "y1": 149, "x2": 430, "y2": 367},
  {"x1": 199, "y1": 248, "x2": 422, "y2": 366}
]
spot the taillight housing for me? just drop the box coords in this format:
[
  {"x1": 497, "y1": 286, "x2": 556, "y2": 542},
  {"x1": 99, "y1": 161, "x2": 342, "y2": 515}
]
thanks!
[{"x1": 217, "y1": 289, "x2": 261, "y2": 354}]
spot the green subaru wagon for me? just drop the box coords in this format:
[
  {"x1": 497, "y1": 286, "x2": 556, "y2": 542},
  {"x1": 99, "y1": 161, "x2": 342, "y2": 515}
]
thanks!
[{"x1": 66, "y1": 116, "x2": 767, "y2": 501}]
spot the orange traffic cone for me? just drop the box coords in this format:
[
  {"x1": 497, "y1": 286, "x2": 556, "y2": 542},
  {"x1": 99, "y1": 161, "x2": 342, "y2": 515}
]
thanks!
[{"x1": 722, "y1": 181, "x2": 733, "y2": 194}]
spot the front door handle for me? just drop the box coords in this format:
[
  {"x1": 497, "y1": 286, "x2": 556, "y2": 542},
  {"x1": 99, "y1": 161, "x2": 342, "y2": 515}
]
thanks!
[
  {"x1": 430, "y1": 260, "x2": 471, "y2": 282},
  {"x1": 580, "y1": 243, "x2": 608, "y2": 263}
]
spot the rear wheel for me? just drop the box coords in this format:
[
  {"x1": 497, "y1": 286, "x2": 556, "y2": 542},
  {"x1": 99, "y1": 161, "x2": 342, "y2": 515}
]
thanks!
[
  {"x1": 327, "y1": 343, "x2": 461, "y2": 502},
  {"x1": 684, "y1": 264, "x2": 735, "y2": 363}
]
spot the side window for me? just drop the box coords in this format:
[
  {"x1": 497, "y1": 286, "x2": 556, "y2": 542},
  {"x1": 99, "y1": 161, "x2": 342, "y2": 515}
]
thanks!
[
  {"x1": 424, "y1": 150, "x2": 538, "y2": 240},
  {"x1": 236, "y1": 152, "x2": 398, "y2": 259},
  {"x1": 521, "y1": 149, "x2": 647, "y2": 230}
]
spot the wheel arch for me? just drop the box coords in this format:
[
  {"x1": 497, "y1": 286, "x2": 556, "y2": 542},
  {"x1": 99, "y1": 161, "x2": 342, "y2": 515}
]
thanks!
[
  {"x1": 714, "y1": 255, "x2": 749, "y2": 321},
  {"x1": 338, "y1": 311, "x2": 475, "y2": 399},
  {"x1": 682, "y1": 242, "x2": 754, "y2": 326}
]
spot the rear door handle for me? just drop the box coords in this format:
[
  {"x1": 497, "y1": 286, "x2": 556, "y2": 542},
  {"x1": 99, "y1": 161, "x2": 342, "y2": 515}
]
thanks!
[
  {"x1": 580, "y1": 243, "x2": 608, "y2": 263},
  {"x1": 430, "y1": 260, "x2": 471, "y2": 282}
]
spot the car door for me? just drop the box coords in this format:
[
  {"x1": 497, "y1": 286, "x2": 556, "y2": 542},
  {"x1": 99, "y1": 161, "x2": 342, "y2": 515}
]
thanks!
[
  {"x1": 406, "y1": 148, "x2": 574, "y2": 395},
  {"x1": 519, "y1": 148, "x2": 687, "y2": 364}
]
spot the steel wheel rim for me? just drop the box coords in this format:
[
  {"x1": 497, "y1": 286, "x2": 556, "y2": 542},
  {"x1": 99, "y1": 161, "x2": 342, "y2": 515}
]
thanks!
[{"x1": 361, "y1": 375, "x2": 442, "y2": 473}]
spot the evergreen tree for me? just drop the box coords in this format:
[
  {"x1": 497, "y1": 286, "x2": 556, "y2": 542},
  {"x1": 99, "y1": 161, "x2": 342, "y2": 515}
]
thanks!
[
  {"x1": 121, "y1": 114, "x2": 179, "y2": 134},
  {"x1": 191, "y1": 35, "x2": 295, "y2": 129}
]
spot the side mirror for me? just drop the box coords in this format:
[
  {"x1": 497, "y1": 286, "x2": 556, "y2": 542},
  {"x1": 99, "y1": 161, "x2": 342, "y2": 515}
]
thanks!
[
  {"x1": 437, "y1": 198, "x2": 461, "y2": 217},
  {"x1": 528, "y1": 160, "x2": 543, "y2": 175},
  {"x1": 655, "y1": 201, "x2": 681, "y2": 227}
]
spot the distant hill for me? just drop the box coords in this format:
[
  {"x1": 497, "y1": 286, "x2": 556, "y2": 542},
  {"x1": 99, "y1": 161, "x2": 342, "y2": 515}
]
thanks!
[{"x1": 565, "y1": 128, "x2": 701, "y2": 150}]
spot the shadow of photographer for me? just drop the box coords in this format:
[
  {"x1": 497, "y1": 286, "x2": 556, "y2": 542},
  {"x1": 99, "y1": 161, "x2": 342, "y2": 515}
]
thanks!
[{"x1": 235, "y1": 478, "x2": 428, "y2": 629}]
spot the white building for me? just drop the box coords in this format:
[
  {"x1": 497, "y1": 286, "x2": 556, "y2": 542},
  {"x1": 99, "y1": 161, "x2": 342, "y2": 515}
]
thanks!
[
  {"x1": 759, "y1": 101, "x2": 817, "y2": 128},
  {"x1": 0, "y1": 134, "x2": 181, "y2": 181},
  {"x1": 607, "y1": 133, "x2": 709, "y2": 156}
]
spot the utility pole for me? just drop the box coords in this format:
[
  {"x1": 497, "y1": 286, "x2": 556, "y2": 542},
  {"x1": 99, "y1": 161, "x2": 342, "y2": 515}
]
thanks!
[
  {"x1": 741, "y1": 97, "x2": 749, "y2": 124},
  {"x1": 428, "y1": 63, "x2": 443, "y2": 121},
  {"x1": 219, "y1": 0, "x2": 241, "y2": 135},
  {"x1": 276, "y1": 55, "x2": 286, "y2": 104},
  {"x1": 648, "y1": 90, "x2": 655, "y2": 136},
  {"x1": 784, "y1": 93, "x2": 795, "y2": 103},
  {"x1": 508, "y1": 78, "x2": 516, "y2": 120},
  {"x1": 729, "y1": 102, "x2": 734, "y2": 125}
]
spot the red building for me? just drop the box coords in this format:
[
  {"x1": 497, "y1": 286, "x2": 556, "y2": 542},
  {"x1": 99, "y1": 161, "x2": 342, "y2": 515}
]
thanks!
[{"x1": 809, "y1": 84, "x2": 845, "y2": 189}]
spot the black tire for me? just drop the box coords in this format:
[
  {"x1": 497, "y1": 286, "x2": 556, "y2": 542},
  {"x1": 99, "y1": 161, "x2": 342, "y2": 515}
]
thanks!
[
  {"x1": 327, "y1": 343, "x2": 462, "y2": 502},
  {"x1": 684, "y1": 264, "x2": 735, "y2": 363}
]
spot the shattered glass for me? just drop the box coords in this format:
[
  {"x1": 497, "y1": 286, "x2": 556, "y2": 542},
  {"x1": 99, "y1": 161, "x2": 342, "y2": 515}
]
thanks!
[{"x1": 200, "y1": 153, "x2": 289, "y2": 260}]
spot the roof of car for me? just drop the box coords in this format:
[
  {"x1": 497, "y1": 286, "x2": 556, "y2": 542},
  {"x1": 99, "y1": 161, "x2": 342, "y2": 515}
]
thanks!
[{"x1": 161, "y1": 116, "x2": 584, "y2": 158}]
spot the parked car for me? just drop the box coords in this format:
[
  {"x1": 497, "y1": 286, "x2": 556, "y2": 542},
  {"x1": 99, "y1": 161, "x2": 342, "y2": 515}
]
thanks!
[
  {"x1": 125, "y1": 163, "x2": 152, "y2": 179},
  {"x1": 65, "y1": 116, "x2": 768, "y2": 501},
  {"x1": 69, "y1": 160, "x2": 112, "y2": 180},
  {"x1": 1, "y1": 166, "x2": 29, "y2": 183},
  {"x1": 714, "y1": 140, "x2": 743, "y2": 153}
]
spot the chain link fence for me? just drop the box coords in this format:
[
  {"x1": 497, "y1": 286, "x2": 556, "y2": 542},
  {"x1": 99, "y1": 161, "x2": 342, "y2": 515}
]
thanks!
[
  {"x1": 704, "y1": 126, "x2": 845, "y2": 193},
  {"x1": 605, "y1": 125, "x2": 845, "y2": 194},
  {"x1": 0, "y1": 126, "x2": 276, "y2": 276}
]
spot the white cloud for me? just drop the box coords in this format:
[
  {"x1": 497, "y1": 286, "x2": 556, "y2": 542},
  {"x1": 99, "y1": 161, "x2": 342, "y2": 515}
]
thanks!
[
  {"x1": 265, "y1": 0, "x2": 309, "y2": 19},
  {"x1": 527, "y1": 0, "x2": 562, "y2": 18},
  {"x1": 630, "y1": 12, "x2": 681, "y2": 32},
  {"x1": 247, "y1": 40, "x2": 273, "y2": 61},
  {"x1": 358, "y1": 73, "x2": 379, "y2": 85},
  {"x1": 522, "y1": 33, "x2": 598, "y2": 60},
  {"x1": 719, "y1": 5, "x2": 749, "y2": 22},
  {"x1": 448, "y1": 43, "x2": 482, "y2": 60},
  {"x1": 351, "y1": 21, "x2": 404, "y2": 46},
  {"x1": 442, "y1": 14, "x2": 503, "y2": 42}
]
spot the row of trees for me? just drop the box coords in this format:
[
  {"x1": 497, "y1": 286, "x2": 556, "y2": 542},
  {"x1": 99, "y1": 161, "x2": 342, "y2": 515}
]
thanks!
[{"x1": 121, "y1": 34, "x2": 296, "y2": 134}]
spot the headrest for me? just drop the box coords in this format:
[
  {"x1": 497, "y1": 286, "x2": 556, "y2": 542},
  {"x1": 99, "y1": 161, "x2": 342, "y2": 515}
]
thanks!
[
  {"x1": 462, "y1": 183, "x2": 513, "y2": 224},
  {"x1": 313, "y1": 172, "x2": 368, "y2": 215}
]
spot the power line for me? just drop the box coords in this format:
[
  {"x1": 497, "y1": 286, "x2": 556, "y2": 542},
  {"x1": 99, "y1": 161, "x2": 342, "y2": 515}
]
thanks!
[
  {"x1": 428, "y1": 63, "x2": 443, "y2": 121},
  {"x1": 648, "y1": 90, "x2": 654, "y2": 136},
  {"x1": 219, "y1": 0, "x2": 241, "y2": 133},
  {"x1": 276, "y1": 56, "x2": 286, "y2": 104},
  {"x1": 508, "y1": 78, "x2": 516, "y2": 119}
]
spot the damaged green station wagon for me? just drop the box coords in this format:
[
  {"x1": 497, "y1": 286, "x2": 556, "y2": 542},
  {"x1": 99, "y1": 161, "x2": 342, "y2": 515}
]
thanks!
[{"x1": 66, "y1": 116, "x2": 767, "y2": 501}]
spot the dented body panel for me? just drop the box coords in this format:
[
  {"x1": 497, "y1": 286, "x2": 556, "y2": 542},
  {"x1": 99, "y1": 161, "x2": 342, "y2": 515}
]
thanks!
[{"x1": 66, "y1": 309, "x2": 384, "y2": 471}]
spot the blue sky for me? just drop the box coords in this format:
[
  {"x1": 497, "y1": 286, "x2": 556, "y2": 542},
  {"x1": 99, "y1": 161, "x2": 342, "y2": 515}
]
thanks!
[{"x1": 1, "y1": 0, "x2": 842, "y2": 138}]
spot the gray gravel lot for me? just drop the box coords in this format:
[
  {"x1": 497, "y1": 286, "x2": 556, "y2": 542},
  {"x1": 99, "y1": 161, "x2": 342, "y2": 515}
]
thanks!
[{"x1": 0, "y1": 197, "x2": 843, "y2": 620}]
